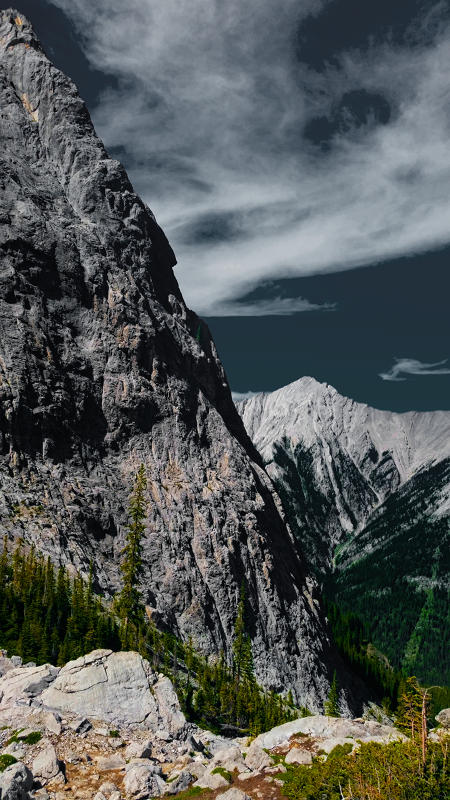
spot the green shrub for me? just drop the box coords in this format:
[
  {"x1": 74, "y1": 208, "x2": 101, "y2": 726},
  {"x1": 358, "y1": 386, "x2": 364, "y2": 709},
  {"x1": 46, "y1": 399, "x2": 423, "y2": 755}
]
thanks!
[
  {"x1": 169, "y1": 788, "x2": 204, "y2": 799},
  {"x1": 211, "y1": 766, "x2": 232, "y2": 782},
  {"x1": 281, "y1": 738, "x2": 450, "y2": 800},
  {"x1": 0, "y1": 754, "x2": 17, "y2": 772},
  {"x1": 6, "y1": 729, "x2": 41, "y2": 746},
  {"x1": 19, "y1": 731, "x2": 42, "y2": 745}
]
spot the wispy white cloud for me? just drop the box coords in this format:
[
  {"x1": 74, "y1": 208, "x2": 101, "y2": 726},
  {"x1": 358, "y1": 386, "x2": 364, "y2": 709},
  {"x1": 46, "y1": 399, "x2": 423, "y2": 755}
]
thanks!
[
  {"x1": 379, "y1": 358, "x2": 450, "y2": 381},
  {"x1": 210, "y1": 296, "x2": 333, "y2": 317},
  {"x1": 231, "y1": 390, "x2": 260, "y2": 403},
  {"x1": 49, "y1": 1, "x2": 450, "y2": 316}
]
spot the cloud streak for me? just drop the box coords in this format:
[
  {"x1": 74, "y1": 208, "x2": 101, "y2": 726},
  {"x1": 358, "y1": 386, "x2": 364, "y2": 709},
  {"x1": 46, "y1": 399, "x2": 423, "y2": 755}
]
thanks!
[
  {"x1": 49, "y1": 1, "x2": 450, "y2": 316},
  {"x1": 379, "y1": 358, "x2": 450, "y2": 381}
]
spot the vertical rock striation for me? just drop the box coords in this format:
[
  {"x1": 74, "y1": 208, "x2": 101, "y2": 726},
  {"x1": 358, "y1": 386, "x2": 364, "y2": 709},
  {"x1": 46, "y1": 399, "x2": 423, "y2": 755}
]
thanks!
[{"x1": 0, "y1": 10, "x2": 354, "y2": 709}]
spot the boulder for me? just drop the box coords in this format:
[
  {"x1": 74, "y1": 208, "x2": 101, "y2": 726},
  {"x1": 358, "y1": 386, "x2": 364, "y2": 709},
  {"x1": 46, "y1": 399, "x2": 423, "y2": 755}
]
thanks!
[
  {"x1": 216, "y1": 790, "x2": 252, "y2": 800},
  {"x1": 187, "y1": 762, "x2": 206, "y2": 779},
  {"x1": 211, "y1": 744, "x2": 246, "y2": 772},
  {"x1": 98, "y1": 782, "x2": 120, "y2": 797},
  {"x1": 162, "y1": 770, "x2": 194, "y2": 795},
  {"x1": 40, "y1": 651, "x2": 186, "y2": 732},
  {"x1": 32, "y1": 743, "x2": 65, "y2": 786},
  {"x1": 244, "y1": 741, "x2": 272, "y2": 771},
  {"x1": 435, "y1": 709, "x2": 450, "y2": 729},
  {"x1": 96, "y1": 755, "x2": 126, "y2": 772},
  {"x1": 43, "y1": 712, "x2": 62, "y2": 735},
  {"x1": 238, "y1": 770, "x2": 260, "y2": 780},
  {"x1": 319, "y1": 736, "x2": 356, "y2": 754},
  {"x1": 0, "y1": 761, "x2": 33, "y2": 800},
  {"x1": 2, "y1": 743, "x2": 26, "y2": 759},
  {"x1": 193, "y1": 771, "x2": 230, "y2": 790},
  {"x1": 69, "y1": 717, "x2": 92, "y2": 735},
  {"x1": 0, "y1": 665, "x2": 58, "y2": 709},
  {"x1": 285, "y1": 747, "x2": 313, "y2": 765},
  {"x1": 125, "y1": 740, "x2": 152, "y2": 761},
  {"x1": 124, "y1": 762, "x2": 167, "y2": 798},
  {"x1": 0, "y1": 655, "x2": 14, "y2": 678}
]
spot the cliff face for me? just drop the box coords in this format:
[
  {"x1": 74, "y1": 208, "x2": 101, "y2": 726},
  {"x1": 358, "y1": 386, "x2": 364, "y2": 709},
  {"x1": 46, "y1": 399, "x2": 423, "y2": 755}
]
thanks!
[{"x1": 0, "y1": 10, "x2": 352, "y2": 709}]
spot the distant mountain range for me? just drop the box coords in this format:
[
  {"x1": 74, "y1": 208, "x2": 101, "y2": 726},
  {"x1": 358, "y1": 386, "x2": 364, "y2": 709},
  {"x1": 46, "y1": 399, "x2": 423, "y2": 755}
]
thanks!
[{"x1": 237, "y1": 378, "x2": 450, "y2": 685}]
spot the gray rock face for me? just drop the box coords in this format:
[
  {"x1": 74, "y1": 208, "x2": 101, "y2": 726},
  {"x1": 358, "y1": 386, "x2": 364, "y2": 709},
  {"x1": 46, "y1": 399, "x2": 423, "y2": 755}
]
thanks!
[
  {"x1": 40, "y1": 650, "x2": 186, "y2": 731},
  {"x1": 0, "y1": 762, "x2": 33, "y2": 800},
  {"x1": 0, "y1": 10, "x2": 352, "y2": 708}
]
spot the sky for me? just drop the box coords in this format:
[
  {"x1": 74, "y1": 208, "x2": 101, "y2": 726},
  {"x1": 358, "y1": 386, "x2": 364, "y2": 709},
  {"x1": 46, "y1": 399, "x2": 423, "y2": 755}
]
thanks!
[{"x1": 15, "y1": 0, "x2": 450, "y2": 410}]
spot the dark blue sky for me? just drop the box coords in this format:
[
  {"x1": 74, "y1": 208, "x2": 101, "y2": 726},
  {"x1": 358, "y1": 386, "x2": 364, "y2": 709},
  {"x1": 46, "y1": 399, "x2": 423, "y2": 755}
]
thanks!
[{"x1": 14, "y1": 0, "x2": 450, "y2": 410}]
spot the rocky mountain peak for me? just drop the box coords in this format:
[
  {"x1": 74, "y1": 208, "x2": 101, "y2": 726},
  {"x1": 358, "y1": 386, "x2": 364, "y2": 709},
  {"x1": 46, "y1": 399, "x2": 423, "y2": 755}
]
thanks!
[
  {"x1": 237, "y1": 378, "x2": 450, "y2": 572},
  {"x1": 0, "y1": 10, "x2": 356, "y2": 709}
]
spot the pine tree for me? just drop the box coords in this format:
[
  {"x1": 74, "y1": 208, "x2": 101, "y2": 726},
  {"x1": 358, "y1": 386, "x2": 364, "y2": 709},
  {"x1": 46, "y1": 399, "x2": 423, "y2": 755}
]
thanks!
[
  {"x1": 395, "y1": 676, "x2": 424, "y2": 740},
  {"x1": 324, "y1": 670, "x2": 340, "y2": 717},
  {"x1": 118, "y1": 464, "x2": 147, "y2": 647}
]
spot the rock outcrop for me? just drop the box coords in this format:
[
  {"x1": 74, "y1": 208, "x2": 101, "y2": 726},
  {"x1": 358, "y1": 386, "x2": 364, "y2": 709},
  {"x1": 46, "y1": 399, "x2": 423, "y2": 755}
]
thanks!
[
  {"x1": 0, "y1": 649, "x2": 186, "y2": 733},
  {"x1": 0, "y1": 9, "x2": 352, "y2": 707},
  {"x1": 251, "y1": 714, "x2": 406, "y2": 750},
  {"x1": 40, "y1": 650, "x2": 186, "y2": 732}
]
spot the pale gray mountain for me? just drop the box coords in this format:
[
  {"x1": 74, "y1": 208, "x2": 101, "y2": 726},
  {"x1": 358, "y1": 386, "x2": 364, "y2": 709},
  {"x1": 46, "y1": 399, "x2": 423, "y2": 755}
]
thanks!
[
  {"x1": 237, "y1": 377, "x2": 450, "y2": 685},
  {"x1": 237, "y1": 376, "x2": 450, "y2": 571},
  {"x1": 0, "y1": 10, "x2": 359, "y2": 710}
]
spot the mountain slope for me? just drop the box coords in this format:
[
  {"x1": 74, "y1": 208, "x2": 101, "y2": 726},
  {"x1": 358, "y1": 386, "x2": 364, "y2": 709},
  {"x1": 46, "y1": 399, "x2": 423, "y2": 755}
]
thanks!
[
  {"x1": 0, "y1": 10, "x2": 353, "y2": 709},
  {"x1": 237, "y1": 377, "x2": 450, "y2": 685},
  {"x1": 333, "y1": 458, "x2": 450, "y2": 686},
  {"x1": 238, "y1": 377, "x2": 450, "y2": 571}
]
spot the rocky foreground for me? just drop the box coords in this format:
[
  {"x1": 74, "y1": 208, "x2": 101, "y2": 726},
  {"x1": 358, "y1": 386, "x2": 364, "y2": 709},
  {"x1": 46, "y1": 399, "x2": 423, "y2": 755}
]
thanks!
[{"x1": 1, "y1": 648, "x2": 440, "y2": 800}]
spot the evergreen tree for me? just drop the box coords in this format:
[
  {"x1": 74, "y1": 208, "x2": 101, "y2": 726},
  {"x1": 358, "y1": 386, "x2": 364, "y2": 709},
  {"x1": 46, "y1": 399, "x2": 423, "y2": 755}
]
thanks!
[
  {"x1": 324, "y1": 670, "x2": 340, "y2": 717},
  {"x1": 396, "y1": 675, "x2": 427, "y2": 752}
]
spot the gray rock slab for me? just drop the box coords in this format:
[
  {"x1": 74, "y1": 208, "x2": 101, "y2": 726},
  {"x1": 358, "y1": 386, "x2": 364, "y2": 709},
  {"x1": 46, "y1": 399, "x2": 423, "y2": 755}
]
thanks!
[
  {"x1": 0, "y1": 666, "x2": 59, "y2": 709},
  {"x1": 40, "y1": 650, "x2": 185, "y2": 732}
]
